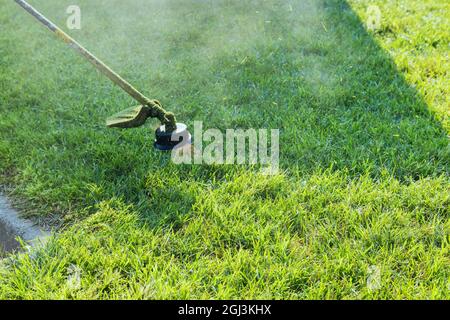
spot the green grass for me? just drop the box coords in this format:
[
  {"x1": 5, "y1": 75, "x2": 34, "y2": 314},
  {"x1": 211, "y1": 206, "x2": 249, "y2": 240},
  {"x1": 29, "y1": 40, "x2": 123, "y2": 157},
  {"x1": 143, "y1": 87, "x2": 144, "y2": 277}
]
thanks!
[{"x1": 0, "y1": 0, "x2": 448, "y2": 299}]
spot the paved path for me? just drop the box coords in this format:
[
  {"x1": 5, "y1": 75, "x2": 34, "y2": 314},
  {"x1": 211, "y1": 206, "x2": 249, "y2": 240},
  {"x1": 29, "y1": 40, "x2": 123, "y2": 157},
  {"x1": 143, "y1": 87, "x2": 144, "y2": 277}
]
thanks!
[{"x1": 0, "y1": 195, "x2": 47, "y2": 252}]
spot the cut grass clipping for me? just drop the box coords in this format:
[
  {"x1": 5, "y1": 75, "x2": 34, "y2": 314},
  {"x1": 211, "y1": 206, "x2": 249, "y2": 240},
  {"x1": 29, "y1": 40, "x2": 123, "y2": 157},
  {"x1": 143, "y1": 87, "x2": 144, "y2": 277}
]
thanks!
[{"x1": 0, "y1": 0, "x2": 449, "y2": 299}]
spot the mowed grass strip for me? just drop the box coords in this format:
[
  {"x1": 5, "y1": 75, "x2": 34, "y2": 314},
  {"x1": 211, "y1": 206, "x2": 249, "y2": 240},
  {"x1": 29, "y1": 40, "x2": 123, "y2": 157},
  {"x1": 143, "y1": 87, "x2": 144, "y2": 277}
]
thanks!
[
  {"x1": 0, "y1": 0, "x2": 448, "y2": 299},
  {"x1": 1, "y1": 172, "x2": 448, "y2": 299}
]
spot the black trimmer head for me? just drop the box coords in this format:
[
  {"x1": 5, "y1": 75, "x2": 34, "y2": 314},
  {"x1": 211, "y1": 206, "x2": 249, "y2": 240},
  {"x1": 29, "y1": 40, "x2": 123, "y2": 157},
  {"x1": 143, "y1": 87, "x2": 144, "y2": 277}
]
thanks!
[
  {"x1": 155, "y1": 123, "x2": 192, "y2": 151},
  {"x1": 107, "y1": 106, "x2": 191, "y2": 151}
]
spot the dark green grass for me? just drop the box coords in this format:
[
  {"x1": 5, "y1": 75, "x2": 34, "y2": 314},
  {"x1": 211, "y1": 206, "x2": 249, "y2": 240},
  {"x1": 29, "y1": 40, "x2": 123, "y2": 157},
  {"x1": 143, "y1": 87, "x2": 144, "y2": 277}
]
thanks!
[{"x1": 0, "y1": 0, "x2": 448, "y2": 299}]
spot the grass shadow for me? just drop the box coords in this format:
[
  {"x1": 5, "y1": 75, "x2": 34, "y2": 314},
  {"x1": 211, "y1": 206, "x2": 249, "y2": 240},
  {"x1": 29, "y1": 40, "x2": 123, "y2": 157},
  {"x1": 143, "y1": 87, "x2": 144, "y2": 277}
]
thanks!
[{"x1": 195, "y1": 0, "x2": 448, "y2": 179}]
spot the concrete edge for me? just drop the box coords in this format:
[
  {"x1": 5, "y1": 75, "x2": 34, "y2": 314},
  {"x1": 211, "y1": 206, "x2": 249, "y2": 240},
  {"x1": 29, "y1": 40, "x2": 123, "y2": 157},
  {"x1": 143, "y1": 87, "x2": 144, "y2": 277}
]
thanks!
[{"x1": 0, "y1": 195, "x2": 49, "y2": 246}]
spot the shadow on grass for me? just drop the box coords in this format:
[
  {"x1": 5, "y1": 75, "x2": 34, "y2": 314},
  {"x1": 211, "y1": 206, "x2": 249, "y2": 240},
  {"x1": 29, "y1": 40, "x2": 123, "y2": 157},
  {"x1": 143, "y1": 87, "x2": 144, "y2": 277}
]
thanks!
[{"x1": 197, "y1": 0, "x2": 448, "y2": 179}]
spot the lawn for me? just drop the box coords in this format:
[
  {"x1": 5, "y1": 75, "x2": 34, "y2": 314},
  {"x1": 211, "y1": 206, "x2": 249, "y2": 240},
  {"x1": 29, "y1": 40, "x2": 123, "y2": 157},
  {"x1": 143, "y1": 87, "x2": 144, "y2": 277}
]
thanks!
[{"x1": 0, "y1": 0, "x2": 448, "y2": 299}]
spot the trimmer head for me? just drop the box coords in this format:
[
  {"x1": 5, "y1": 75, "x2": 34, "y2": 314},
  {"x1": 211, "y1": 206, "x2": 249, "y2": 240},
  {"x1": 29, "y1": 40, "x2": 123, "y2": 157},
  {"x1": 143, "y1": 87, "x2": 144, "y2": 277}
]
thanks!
[
  {"x1": 155, "y1": 123, "x2": 191, "y2": 151},
  {"x1": 107, "y1": 106, "x2": 191, "y2": 151},
  {"x1": 106, "y1": 105, "x2": 151, "y2": 128}
]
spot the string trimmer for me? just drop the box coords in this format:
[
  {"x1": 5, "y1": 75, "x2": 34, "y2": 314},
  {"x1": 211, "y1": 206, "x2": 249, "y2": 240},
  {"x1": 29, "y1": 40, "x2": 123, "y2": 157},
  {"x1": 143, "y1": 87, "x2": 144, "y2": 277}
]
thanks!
[{"x1": 15, "y1": 0, "x2": 191, "y2": 150}]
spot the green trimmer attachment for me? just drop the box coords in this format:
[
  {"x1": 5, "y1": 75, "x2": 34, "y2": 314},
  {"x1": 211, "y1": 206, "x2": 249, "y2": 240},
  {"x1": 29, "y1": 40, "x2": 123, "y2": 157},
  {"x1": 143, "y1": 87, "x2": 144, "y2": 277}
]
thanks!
[{"x1": 106, "y1": 105, "x2": 152, "y2": 129}]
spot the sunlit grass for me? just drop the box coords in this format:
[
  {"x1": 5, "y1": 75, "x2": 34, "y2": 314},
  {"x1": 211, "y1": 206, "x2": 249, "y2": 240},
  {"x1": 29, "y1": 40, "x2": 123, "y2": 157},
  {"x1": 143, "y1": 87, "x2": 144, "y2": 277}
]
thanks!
[{"x1": 0, "y1": 0, "x2": 448, "y2": 299}]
